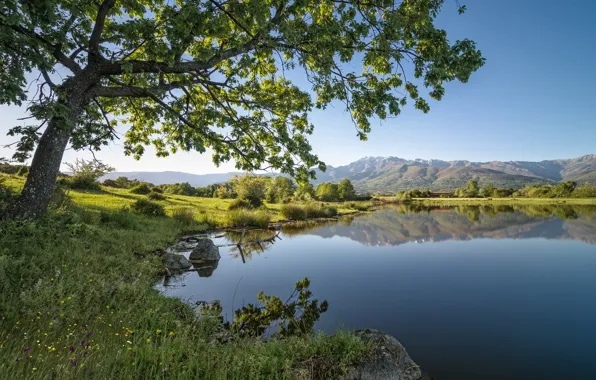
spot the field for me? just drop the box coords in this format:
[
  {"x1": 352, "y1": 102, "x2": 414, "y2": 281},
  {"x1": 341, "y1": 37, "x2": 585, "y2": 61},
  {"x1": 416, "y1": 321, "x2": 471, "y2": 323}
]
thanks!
[{"x1": 0, "y1": 174, "x2": 367, "y2": 379}]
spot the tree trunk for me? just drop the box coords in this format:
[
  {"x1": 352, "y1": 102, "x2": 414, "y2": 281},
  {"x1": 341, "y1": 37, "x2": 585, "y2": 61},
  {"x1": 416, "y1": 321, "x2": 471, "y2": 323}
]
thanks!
[{"x1": 10, "y1": 96, "x2": 85, "y2": 219}]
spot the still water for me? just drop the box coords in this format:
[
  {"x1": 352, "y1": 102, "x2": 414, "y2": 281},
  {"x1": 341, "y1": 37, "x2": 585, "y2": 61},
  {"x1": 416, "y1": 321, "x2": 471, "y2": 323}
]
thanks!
[{"x1": 159, "y1": 204, "x2": 596, "y2": 380}]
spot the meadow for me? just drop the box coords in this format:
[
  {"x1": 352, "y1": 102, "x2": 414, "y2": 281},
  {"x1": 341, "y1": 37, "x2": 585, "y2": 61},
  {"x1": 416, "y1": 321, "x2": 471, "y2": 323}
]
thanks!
[{"x1": 0, "y1": 174, "x2": 368, "y2": 379}]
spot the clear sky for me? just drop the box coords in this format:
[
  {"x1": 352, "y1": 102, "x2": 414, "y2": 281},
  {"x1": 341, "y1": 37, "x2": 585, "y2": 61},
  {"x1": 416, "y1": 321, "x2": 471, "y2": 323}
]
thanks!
[{"x1": 1, "y1": 0, "x2": 595, "y2": 173}]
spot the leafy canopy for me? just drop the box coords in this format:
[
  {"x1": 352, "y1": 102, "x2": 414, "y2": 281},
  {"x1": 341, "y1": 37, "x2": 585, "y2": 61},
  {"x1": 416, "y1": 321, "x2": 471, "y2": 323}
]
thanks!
[{"x1": 1, "y1": 0, "x2": 484, "y2": 182}]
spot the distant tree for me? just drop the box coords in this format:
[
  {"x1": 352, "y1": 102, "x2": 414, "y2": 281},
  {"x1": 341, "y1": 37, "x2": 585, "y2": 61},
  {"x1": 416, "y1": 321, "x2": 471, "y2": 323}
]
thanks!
[
  {"x1": 464, "y1": 179, "x2": 479, "y2": 198},
  {"x1": 4, "y1": 0, "x2": 484, "y2": 219},
  {"x1": 59, "y1": 158, "x2": 114, "y2": 190},
  {"x1": 315, "y1": 183, "x2": 340, "y2": 202},
  {"x1": 479, "y1": 183, "x2": 495, "y2": 198},
  {"x1": 553, "y1": 181, "x2": 577, "y2": 198},
  {"x1": 295, "y1": 183, "x2": 316, "y2": 201},
  {"x1": 454, "y1": 188, "x2": 465, "y2": 198},
  {"x1": 164, "y1": 182, "x2": 196, "y2": 196},
  {"x1": 572, "y1": 184, "x2": 596, "y2": 198},
  {"x1": 338, "y1": 179, "x2": 356, "y2": 201},
  {"x1": 215, "y1": 184, "x2": 235, "y2": 199},
  {"x1": 266, "y1": 177, "x2": 296, "y2": 204},
  {"x1": 232, "y1": 174, "x2": 268, "y2": 207}
]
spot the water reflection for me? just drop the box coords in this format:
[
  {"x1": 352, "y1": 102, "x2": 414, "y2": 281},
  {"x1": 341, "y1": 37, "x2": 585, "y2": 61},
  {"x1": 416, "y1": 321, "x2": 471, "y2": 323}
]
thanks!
[{"x1": 284, "y1": 204, "x2": 596, "y2": 247}]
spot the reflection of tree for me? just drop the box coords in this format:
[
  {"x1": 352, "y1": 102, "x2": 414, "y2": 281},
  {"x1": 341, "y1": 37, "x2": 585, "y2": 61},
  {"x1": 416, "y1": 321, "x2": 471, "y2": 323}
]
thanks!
[
  {"x1": 224, "y1": 230, "x2": 281, "y2": 261},
  {"x1": 296, "y1": 204, "x2": 596, "y2": 246}
]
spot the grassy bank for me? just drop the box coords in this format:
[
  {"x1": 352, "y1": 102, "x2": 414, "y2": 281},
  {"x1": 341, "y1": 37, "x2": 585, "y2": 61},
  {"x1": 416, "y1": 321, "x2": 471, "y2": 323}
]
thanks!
[
  {"x1": 413, "y1": 197, "x2": 596, "y2": 206},
  {"x1": 0, "y1": 175, "x2": 368, "y2": 379}
]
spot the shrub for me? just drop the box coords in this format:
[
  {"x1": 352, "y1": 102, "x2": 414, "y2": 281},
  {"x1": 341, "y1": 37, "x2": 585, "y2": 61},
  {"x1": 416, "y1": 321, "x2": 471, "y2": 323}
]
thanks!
[
  {"x1": 102, "y1": 179, "x2": 119, "y2": 187},
  {"x1": 131, "y1": 198, "x2": 165, "y2": 217},
  {"x1": 150, "y1": 186, "x2": 163, "y2": 193},
  {"x1": 148, "y1": 191, "x2": 166, "y2": 201},
  {"x1": 56, "y1": 175, "x2": 101, "y2": 191},
  {"x1": 228, "y1": 199, "x2": 252, "y2": 210},
  {"x1": 304, "y1": 203, "x2": 338, "y2": 218},
  {"x1": 346, "y1": 201, "x2": 372, "y2": 211},
  {"x1": 280, "y1": 204, "x2": 308, "y2": 220},
  {"x1": 130, "y1": 183, "x2": 152, "y2": 195},
  {"x1": 171, "y1": 207, "x2": 195, "y2": 224},
  {"x1": 226, "y1": 209, "x2": 270, "y2": 228}
]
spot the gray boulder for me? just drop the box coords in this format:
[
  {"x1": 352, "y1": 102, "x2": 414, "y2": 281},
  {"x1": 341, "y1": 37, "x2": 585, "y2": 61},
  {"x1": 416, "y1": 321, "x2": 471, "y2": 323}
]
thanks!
[
  {"x1": 189, "y1": 238, "x2": 220, "y2": 261},
  {"x1": 340, "y1": 329, "x2": 422, "y2": 380},
  {"x1": 165, "y1": 253, "x2": 192, "y2": 272}
]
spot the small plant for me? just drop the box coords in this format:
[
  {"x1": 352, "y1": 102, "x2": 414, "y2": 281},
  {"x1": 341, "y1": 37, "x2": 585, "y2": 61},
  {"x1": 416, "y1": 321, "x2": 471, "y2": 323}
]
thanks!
[
  {"x1": 201, "y1": 278, "x2": 328, "y2": 338},
  {"x1": 148, "y1": 191, "x2": 166, "y2": 201},
  {"x1": 280, "y1": 204, "x2": 307, "y2": 220},
  {"x1": 171, "y1": 207, "x2": 195, "y2": 224},
  {"x1": 129, "y1": 183, "x2": 152, "y2": 195},
  {"x1": 131, "y1": 198, "x2": 165, "y2": 217},
  {"x1": 226, "y1": 209, "x2": 270, "y2": 228},
  {"x1": 228, "y1": 198, "x2": 252, "y2": 210}
]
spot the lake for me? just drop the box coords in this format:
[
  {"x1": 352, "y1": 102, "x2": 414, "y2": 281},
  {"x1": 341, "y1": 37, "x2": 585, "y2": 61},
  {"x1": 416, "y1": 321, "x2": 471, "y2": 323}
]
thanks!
[{"x1": 158, "y1": 204, "x2": 596, "y2": 380}]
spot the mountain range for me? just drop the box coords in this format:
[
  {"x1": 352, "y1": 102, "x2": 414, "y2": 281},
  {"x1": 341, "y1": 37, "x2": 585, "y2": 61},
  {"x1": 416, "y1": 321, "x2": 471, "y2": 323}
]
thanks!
[{"x1": 102, "y1": 154, "x2": 596, "y2": 194}]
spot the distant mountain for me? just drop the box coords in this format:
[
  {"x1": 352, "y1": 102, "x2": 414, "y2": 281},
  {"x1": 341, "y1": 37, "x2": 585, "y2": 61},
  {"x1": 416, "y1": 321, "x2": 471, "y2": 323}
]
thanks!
[
  {"x1": 102, "y1": 154, "x2": 596, "y2": 193},
  {"x1": 312, "y1": 154, "x2": 596, "y2": 193},
  {"x1": 101, "y1": 171, "x2": 243, "y2": 187}
]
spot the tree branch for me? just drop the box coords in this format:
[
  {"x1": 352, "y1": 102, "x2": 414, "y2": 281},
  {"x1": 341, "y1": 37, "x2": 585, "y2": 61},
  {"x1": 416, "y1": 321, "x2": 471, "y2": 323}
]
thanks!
[{"x1": 88, "y1": 0, "x2": 117, "y2": 61}]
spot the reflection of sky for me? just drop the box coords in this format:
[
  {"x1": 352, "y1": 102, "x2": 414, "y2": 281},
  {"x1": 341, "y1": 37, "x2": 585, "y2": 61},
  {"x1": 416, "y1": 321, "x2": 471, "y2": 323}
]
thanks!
[{"x1": 158, "y1": 206, "x2": 596, "y2": 380}]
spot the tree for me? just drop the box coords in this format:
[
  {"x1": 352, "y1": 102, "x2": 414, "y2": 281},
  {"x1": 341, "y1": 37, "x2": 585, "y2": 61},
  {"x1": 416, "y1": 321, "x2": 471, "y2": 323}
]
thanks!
[
  {"x1": 2, "y1": 0, "x2": 484, "y2": 218},
  {"x1": 266, "y1": 177, "x2": 296, "y2": 203},
  {"x1": 294, "y1": 183, "x2": 315, "y2": 201},
  {"x1": 553, "y1": 181, "x2": 576, "y2": 198},
  {"x1": 58, "y1": 158, "x2": 113, "y2": 189},
  {"x1": 479, "y1": 182, "x2": 495, "y2": 198},
  {"x1": 231, "y1": 174, "x2": 268, "y2": 207},
  {"x1": 464, "y1": 179, "x2": 479, "y2": 198},
  {"x1": 338, "y1": 179, "x2": 356, "y2": 201},
  {"x1": 315, "y1": 182, "x2": 340, "y2": 202}
]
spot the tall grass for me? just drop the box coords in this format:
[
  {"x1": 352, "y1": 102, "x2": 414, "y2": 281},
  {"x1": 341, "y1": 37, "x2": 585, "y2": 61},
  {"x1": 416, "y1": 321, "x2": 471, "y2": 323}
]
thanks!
[
  {"x1": 170, "y1": 207, "x2": 195, "y2": 225},
  {"x1": 226, "y1": 209, "x2": 271, "y2": 228},
  {"x1": 280, "y1": 203, "x2": 338, "y2": 220}
]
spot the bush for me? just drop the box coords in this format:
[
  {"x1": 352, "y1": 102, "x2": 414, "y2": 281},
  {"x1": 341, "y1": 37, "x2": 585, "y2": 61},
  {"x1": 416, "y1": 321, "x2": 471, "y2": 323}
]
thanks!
[
  {"x1": 130, "y1": 183, "x2": 152, "y2": 195},
  {"x1": 150, "y1": 186, "x2": 163, "y2": 193},
  {"x1": 226, "y1": 209, "x2": 270, "y2": 228},
  {"x1": 280, "y1": 204, "x2": 307, "y2": 220},
  {"x1": 171, "y1": 207, "x2": 195, "y2": 224},
  {"x1": 102, "y1": 179, "x2": 119, "y2": 187},
  {"x1": 228, "y1": 199, "x2": 252, "y2": 210},
  {"x1": 148, "y1": 191, "x2": 166, "y2": 201},
  {"x1": 131, "y1": 198, "x2": 165, "y2": 217},
  {"x1": 304, "y1": 203, "x2": 338, "y2": 218},
  {"x1": 346, "y1": 201, "x2": 372, "y2": 211},
  {"x1": 56, "y1": 175, "x2": 101, "y2": 191}
]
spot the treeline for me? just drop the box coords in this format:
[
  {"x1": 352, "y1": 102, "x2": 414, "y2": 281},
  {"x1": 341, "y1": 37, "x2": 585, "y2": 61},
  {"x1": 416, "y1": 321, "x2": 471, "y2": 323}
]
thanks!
[{"x1": 397, "y1": 180, "x2": 596, "y2": 200}]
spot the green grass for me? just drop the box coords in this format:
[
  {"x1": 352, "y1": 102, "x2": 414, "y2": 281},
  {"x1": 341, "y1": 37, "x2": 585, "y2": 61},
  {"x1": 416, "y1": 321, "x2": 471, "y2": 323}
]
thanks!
[
  {"x1": 0, "y1": 174, "x2": 368, "y2": 379},
  {"x1": 413, "y1": 197, "x2": 596, "y2": 206}
]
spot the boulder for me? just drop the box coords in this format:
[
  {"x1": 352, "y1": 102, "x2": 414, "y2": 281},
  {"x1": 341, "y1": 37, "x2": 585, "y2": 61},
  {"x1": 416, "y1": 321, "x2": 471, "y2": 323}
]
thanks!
[
  {"x1": 165, "y1": 253, "x2": 192, "y2": 272},
  {"x1": 340, "y1": 329, "x2": 422, "y2": 380},
  {"x1": 189, "y1": 238, "x2": 220, "y2": 261}
]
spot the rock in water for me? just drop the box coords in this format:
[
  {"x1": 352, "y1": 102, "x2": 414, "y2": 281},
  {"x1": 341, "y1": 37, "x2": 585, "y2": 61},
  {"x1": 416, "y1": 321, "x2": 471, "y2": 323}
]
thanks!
[
  {"x1": 165, "y1": 253, "x2": 192, "y2": 272},
  {"x1": 189, "y1": 238, "x2": 221, "y2": 261},
  {"x1": 340, "y1": 329, "x2": 422, "y2": 380}
]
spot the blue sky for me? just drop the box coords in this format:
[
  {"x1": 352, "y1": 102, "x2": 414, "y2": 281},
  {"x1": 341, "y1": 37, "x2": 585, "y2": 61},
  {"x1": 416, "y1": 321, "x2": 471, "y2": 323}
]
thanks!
[{"x1": 1, "y1": 0, "x2": 595, "y2": 173}]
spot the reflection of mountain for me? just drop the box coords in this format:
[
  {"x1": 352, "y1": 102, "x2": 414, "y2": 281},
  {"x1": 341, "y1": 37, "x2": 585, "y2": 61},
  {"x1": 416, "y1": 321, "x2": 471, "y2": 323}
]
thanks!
[{"x1": 293, "y1": 205, "x2": 596, "y2": 246}]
